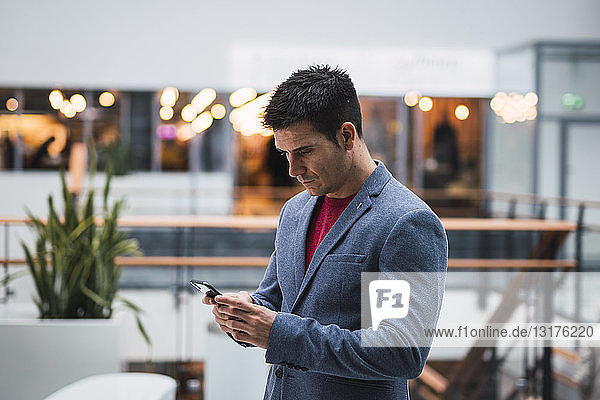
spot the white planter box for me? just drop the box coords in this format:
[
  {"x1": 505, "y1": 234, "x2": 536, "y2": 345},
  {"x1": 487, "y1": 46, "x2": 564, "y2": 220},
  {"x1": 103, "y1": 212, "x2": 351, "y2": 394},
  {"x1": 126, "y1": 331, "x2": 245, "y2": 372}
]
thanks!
[{"x1": 0, "y1": 318, "x2": 121, "y2": 400}]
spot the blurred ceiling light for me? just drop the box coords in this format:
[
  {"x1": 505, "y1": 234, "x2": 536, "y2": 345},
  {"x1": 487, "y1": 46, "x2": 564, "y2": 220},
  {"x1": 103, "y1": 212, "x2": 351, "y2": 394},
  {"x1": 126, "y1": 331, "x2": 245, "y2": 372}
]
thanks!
[
  {"x1": 229, "y1": 108, "x2": 241, "y2": 124},
  {"x1": 181, "y1": 104, "x2": 198, "y2": 122},
  {"x1": 191, "y1": 111, "x2": 213, "y2": 133},
  {"x1": 99, "y1": 91, "x2": 115, "y2": 107},
  {"x1": 49, "y1": 90, "x2": 64, "y2": 109},
  {"x1": 210, "y1": 104, "x2": 226, "y2": 119},
  {"x1": 418, "y1": 96, "x2": 433, "y2": 112},
  {"x1": 524, "y1": 92, "x2": 538, "y2": 106},
  {"x1": 176, "y1": 123, "x2": 195, "y2": 142},
  {"x1": 61, "y1": 100, "x2": 76, "y2": 118},
  {"x1": 230, "y1": 92, "x2": 273, "y2": 136},
  {"x1": 454, "y1": 105, "x2": 469, "y2": 120},
  {"x1": 191, "y1": 88, "x2": 217, "y2": 113},
  {"x1": 229, "y1": 88, "x2": 257, "y2": 108},
  {"x1": 403, "y1": 91, "x2": 420, "y2": 107},
  {"x1": 6, "y1": 98, "x2": 18, "y2": 112},
  {"x1": 493, "y1": 91, "x2": 537, "y2": 124},
  {"x1": 160, "y1": 87, "x2": 179, "y2": 107},
  {"x1": 159, "y1": 106, "x2": 174, "y2": 120},
  {"x1": 70, "y1": 94, "x2": 86, "y2": 112},
  {"x1": 490, "y1": 95, "x2": 505, "y2": 114},
  {"x1": 503, "y1": 115, "x2": 516, "y2": 124}
]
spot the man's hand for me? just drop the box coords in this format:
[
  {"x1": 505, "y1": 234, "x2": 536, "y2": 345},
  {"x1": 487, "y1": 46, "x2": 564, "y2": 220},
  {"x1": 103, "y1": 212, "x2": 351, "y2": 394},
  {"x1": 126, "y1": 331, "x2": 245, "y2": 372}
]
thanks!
[{"x1": 207, "y1": 291, "x2": 277, "y2": 349}]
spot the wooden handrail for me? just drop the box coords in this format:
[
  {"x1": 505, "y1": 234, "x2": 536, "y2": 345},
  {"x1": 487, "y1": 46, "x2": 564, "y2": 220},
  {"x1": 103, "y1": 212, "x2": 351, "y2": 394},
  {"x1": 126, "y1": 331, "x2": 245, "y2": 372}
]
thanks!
[
  {"x1": 3, "y1": 257, "x2": 576, "y2": 269},
  {"x1": 0, "y1": 216, "x2": 577, "y2": 232},
  {"x1": 553, "y1": 347, "x2": 578, "y2": 363},
  {"x1": 553, "y1": 371, "x2": 578, "y2": 389},
  {"x1": 114, "y1": 256, "x2": 270, "y2": 267},
  {"x1": 448, "y1": 259, "x2": 576, "y2": 269},
  {"x1": 418, "y1": 365, "x2": 448, "y2": 394},
  {"x1": 441, "y1": 218, "x2": 576, "y2": 231}
]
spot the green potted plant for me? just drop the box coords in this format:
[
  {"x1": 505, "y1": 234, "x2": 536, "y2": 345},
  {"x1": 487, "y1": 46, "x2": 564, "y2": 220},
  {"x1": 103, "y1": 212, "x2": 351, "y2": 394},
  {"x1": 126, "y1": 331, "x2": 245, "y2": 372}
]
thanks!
[
  {"x1": 0, "y1": 145, "x2": 151, "y2": 400},
  {"x1": 21, "y1": 146, "x2": 149, "y2": 342}
]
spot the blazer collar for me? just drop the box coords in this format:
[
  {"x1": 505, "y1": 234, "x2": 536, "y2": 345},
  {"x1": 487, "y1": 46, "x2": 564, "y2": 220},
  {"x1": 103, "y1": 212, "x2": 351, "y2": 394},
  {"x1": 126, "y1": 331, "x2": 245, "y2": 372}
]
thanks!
[{"x1": 290, "y1": 160, "x2": 392, "y2": 311}]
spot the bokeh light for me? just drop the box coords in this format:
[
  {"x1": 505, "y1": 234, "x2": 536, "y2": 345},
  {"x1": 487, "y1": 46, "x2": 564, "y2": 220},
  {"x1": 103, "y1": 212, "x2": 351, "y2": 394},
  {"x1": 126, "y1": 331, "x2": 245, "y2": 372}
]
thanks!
[
  {"x1": 524, "y1": 92, "x2": 538, "y2": 106},
  {"x1": 61, "y1": 100, "x2": 76, "y2": 118},
  {"x1": 491, "y1": 91, "x2": 538, "y2": 123},
  {"x1": 210, "y1": 104, "x2": 226, "y2": 119},
  {"x1": 70, "y1": 94, "x2": 86, "y2": 112},
  {"x1": 99, "y1": 92, "x2": 115, "y2": 107},
  {"x1": 230, "y1": 92, "x2": 274, "y2": 136},
  {"x1": 49, "y1": 90, "x2": 63, "y2": 109},
  {"x1": 455, "y1": 105, "x2": 469, "y2": 120},
  {"x1": 191, "y1": 111, "x2": 213, "y2": 133},
  {"x1": 403, "y1": 91, "x2": 420, "y2": 107},
  {"x1": 418, "y1": 97, "x2": 433, "y2": 112},
  {"x1": 159, "y1": 106, "x2": 174, "y2": 120},
  {"x1": 229, "y1": 88, "x2": 257, "y2": 108},
  {"x1": 181, "y1": 104, "x2": 198, "y2": 122},
  {"x1": 192, "y1": 88, "x2": 217, "y2": 113},
  {"x1": 6, "y1": 98, "x2": 18, "y2": 112},
  {"x1": 160, "y1": 87, "x2": 179, "y2": 107}
]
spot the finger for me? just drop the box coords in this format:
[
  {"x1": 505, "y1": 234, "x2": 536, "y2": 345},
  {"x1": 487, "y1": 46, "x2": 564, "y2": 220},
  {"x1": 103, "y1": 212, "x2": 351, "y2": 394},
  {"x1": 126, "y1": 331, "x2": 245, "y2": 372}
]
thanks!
[
  {"x1": 215, "y1": 295, "x2": 255, "y2": 312},
  {"x1": 231, "y1": 330, "x2": 255, "y2": 345},
  {"x1": 217, "y1": 322, "x2": 234, "y2": 334},
  {"x1": 202, "y1": 295, "x2": 216, "y2": 305},
  {"x1": 217, "y1": 321, "x2": 247, "y2": 336},
  {"x1": 215, "y1": 314, "x2": 249, "y2": 332},
  {"x1": 214, "y1": 314, "x2": 245, "y2": 327},
  {"x1": 225, "y1": 319, "x2": 251, "y2": 333},
  {"x1": 212, "y1": 306, "x2": 242, "y2": 322},
  {"x1": 214, "y1": 304, "x2": 239, "y2": 319},
  {"x1": 217, "y1": 304, "x2": 255, "y2": 322}
]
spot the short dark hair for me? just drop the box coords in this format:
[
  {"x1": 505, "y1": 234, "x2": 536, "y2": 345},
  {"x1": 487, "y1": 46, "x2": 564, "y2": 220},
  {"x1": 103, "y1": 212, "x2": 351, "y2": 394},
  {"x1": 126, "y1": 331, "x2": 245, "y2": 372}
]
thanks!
[{"x1": 263, "y1": 65, "x2": 363, "y2": 145}]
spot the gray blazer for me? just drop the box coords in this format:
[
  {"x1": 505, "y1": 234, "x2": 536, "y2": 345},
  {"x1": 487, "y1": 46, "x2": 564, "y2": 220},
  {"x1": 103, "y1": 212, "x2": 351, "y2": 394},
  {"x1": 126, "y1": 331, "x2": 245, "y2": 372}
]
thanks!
[{"x1": 252, "y1": 162, "x2": 448, "y2": 400}]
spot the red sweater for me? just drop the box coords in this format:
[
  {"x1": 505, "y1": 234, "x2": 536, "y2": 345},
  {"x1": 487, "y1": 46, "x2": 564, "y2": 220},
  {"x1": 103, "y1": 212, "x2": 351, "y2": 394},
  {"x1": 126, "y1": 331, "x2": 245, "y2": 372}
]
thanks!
[{"x1": 305, "y1": 193, "x2": 357, "y2": 271}]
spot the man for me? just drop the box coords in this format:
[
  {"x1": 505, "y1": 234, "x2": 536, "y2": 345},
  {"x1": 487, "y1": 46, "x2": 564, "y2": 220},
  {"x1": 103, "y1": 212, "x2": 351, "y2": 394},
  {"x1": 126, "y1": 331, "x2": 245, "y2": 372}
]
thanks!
[{"x1": 203, "y1": 65, "x2": 447, "y2": 399}]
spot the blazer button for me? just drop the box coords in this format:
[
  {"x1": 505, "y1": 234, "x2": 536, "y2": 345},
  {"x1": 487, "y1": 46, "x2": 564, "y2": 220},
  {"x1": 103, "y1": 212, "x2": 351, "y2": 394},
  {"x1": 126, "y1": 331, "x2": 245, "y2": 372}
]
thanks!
[{"x1": 275, "y1": 368, "x2": 283, "y2": 379}]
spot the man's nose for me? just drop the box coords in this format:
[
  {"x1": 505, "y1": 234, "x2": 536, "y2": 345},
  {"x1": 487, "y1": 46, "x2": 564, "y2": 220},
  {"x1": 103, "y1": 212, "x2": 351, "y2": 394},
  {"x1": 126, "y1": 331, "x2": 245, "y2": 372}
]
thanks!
[{"x1": 287, "y1": 154, "x2": 305, "y2": 178}]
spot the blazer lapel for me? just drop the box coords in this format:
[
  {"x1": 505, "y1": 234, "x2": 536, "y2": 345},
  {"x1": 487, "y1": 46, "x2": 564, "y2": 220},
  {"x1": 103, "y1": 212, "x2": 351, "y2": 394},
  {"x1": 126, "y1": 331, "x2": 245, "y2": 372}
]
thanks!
[
  {"x1": 292, "y1": 195, "x2": 318, "y2": 297},
  {"x1": 291, "y1": 191, "x2": 372, "y2": 312}
]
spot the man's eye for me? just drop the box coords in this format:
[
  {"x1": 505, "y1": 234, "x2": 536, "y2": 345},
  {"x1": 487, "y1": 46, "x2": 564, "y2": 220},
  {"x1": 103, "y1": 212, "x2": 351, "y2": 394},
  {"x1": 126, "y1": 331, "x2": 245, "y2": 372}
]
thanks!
[{"x1": 299, "y1": 149, "x2": 311, "y2": 155}]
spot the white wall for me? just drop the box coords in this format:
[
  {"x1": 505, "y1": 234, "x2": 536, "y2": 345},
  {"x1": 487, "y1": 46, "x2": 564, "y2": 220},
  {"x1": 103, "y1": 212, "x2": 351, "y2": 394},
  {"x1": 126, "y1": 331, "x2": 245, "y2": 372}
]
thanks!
[{"x1": 1, "y1": 0, "x2": 599, "y2": 91}]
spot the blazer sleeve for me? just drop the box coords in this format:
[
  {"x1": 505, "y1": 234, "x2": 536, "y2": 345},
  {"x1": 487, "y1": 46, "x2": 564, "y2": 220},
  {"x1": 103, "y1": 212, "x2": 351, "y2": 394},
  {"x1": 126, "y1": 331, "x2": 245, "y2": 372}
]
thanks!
[
  {"x1": 250, "y1": 202, "x2": 288, "y2": 312},
  {"x1": 264, "y1": 208, "x2": 448, "y2": 380}
]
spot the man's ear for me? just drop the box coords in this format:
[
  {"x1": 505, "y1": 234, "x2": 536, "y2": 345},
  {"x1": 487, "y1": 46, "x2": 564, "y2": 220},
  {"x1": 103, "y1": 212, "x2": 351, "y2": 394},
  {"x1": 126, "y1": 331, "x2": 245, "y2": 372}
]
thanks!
[{"x1": 340, "y1": 122, "x2": 357, "y2": 150}]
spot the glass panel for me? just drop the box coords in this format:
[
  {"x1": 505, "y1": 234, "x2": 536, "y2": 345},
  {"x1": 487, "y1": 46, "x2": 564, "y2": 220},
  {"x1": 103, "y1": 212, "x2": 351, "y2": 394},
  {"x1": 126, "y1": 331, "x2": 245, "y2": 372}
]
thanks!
[
  {"x1": 538, "y1": 120, "x2": 560, "y2": 219},
  {"x1": 566, "y1": 123, "x2": 600, "y2": 267},
  {"x1": 488, "y1": 118, "x2": 534, "y2": 194},
  {"x1": 540, "y1": 53, "x2": 600, "y2": 116}
]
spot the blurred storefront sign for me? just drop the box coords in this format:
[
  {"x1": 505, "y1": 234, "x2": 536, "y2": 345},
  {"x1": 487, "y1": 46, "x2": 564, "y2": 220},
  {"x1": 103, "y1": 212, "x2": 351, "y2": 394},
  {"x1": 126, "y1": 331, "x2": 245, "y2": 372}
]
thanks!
[{"x1": 228, "y1": 45, "x2": 495, "y2": 97}]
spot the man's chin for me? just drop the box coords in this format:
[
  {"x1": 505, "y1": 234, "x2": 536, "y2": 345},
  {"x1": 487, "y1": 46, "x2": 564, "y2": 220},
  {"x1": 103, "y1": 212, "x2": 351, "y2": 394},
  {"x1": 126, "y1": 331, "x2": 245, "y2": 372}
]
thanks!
[{"x1": 305, "y1": 187, "x2": 323, "y2": 196}]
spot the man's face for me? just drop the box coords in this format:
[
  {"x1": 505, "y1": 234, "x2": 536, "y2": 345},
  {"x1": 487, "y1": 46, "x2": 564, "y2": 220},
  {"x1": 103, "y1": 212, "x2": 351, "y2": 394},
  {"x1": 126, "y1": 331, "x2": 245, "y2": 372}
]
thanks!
[{"x1": 274, "y1": 123, "x2": 350, "y2": 197}]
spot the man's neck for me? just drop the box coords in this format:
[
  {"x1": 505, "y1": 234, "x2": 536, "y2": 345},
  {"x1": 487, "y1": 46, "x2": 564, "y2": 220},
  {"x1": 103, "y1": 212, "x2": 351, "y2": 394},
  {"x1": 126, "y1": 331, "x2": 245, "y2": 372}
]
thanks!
[{"x1": 326, "y1": 158, "x2": 377, "y2": 198}]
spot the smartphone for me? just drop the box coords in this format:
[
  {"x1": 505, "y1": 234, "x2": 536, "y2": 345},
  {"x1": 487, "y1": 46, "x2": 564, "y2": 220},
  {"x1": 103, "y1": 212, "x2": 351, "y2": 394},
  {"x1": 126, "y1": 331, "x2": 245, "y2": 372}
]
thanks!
[
  {"x1": 189, "y1": 280, "x2": 252, "y2": 348},
  {"x1": 190, "y1": 280, "x2": 221, "y2": 298}
]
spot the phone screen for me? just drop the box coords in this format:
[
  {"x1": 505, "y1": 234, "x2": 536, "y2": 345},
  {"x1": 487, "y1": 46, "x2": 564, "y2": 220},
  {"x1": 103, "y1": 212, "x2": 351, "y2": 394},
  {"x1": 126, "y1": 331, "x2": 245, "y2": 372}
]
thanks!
[{"x1": 190, "y1": 280, "x2": 221, "y2": 298}]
